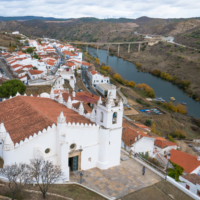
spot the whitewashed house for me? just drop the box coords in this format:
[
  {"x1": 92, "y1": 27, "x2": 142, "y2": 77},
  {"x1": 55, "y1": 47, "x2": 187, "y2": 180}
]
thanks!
[
  {"x1": 121, "y1": 127, "x2": 155, "y2": 157},
  {"x1": 179, "y1": 174, "x2": 200, "y2": 197},
  {"x1": 0, "y1": 92, "x2": 123, "y2": 182},
  {"x1": 28, "y1": 69, "x2": 45, "y2": 80},
  {"x1": 154, "y1": 137, "x2": 177, "y2": 156},
  {"x1": 88, "y1": 70, "x2": 110, "y2": 87}
]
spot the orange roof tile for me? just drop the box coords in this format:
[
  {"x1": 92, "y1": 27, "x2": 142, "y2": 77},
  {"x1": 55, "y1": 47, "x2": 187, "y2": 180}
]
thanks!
[
  {"x1": 28, "y1": 70, "x2": 44, "y2": 75},
  {"x1": 0, "y1": 96, "x2": 93, "y2": 144},
  {"x1": 122, "y1": 127, "x2": 150, "y2": 146},
  {"x1": 12, "y1": 64, "x2": 22, "y2": 69},
  {"x1": 170, "y1": 149, "x2": 200, "y2": 173},
  {"x1": 154, "y1": 138, "x2": 177, "y2": 148},
  {"x1": 90, "y1": 70, "x2": 98, "y2": 75},
  {"x1": 181, "y1": 174, "x2": 200, "y2": 185}
]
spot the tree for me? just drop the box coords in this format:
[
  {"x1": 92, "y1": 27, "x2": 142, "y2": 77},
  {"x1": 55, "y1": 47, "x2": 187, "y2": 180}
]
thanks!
[
  {"x1": 0, "y1": 164, "x2": 31, "y2": 200},
  {"x1": 0, "y1": 79, "x2": 26, "y2": 98},
  {"x1": 145, "y1": 119, "x2": 152, "y2": 127},
  {"x1": 26, "y1": 47, "x2": 34, "y2": 54},
  {"x1": 127, "y1": 81, "x2": 135, "y2": 88},
  {"x1": 29, "y1": 159, "x2": 62, "y2": 199}
]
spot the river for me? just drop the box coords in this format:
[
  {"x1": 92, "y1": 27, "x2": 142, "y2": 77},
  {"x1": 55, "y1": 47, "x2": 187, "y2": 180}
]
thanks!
[{"x1": 85, "y1": 47, "x2": 200, "y2": 118}]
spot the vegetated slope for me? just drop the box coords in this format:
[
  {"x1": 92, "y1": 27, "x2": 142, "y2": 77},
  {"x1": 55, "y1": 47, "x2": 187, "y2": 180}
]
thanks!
[
  {"x1": 0, "y1": 20, "x2": 142, "y2": 43},
  {"x1": 0, "y1": 32, "x2": 22, "y2": 47},
  {"x1": 105, "y1": 41, "x2": 200, "y2": 98},
  {"x1": 174, "y1": 26, "x2": 200, "y2": 49}
]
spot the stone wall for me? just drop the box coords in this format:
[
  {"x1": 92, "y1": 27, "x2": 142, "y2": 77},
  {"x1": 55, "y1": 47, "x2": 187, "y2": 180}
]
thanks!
[{"x1": 25, "y1": 85, "x2": 51, "y2": 96}]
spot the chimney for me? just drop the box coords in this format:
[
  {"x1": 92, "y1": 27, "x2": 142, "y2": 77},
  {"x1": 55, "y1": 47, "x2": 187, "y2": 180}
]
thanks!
[{"x1": 197, "y1": 156, "x2": 200, "y2": 161}]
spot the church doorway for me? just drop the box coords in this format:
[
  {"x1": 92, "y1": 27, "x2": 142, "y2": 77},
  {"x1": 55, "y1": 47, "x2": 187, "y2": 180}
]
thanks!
[{"x1": 69, "y1": 156, "x2": 79, "y2": 172}]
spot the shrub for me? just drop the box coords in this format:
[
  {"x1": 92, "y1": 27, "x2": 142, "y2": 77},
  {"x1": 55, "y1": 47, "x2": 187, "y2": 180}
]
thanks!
[
  {"x1": 191, "y1": 117, "x2": 200, "y2": 127},
  {"x1": 113, "y1": 73, "x2": 124, "y2": 84},
  {"x1": 135, "y1": 83, "x2": 155, "y2": 98},
  {"x1": 167, "y1": 52, "x2": 172, "y2": 56},
  {"x1": 191, "y1": 126, "x2": 199, "y2": 132},
  {"x1": 176, "y1": 103, "x2": 187, "y2": 114},
  {"x1": 101, "y1": 66, "x2": 111, "y2": 72},
  {"x1": 171, "y1": 129, "x2": 186, "y2": 139},
  {"x1": 167, "y1": 44, "x2": 172, "y2": 47},
  {"x1": 168, "y1": 135, "x2": 176, "y2": 143},
  {"x1": 95, "y1": 58, "x2": 100, "y2": 64},
  {"x1": 135, "y1": 63, "x2": 142, "y2": 68},
  {"x1": 127, "y1": 81, "x2": 135, "y2": 88},
  {"x1": 151, "y1": 69, "x2": 161, "y2": 77},
  {"x1": 168, "y1": 162, "x2": 184, "y2": 181},
  {"x1": 145, "y1": 120, "x2": 152, "y2": 127}
]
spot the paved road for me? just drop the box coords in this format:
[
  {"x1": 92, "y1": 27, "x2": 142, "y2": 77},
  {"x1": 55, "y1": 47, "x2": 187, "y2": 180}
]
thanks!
[
  {"x1": 82, "y1": 68, "x2": 98, "y2": 95},
  {"x1": 0, "y1": 58, "x2": 14, "y2": 79}
]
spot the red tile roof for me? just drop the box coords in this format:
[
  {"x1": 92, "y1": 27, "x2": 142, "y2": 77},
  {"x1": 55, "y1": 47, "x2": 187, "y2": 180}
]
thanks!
[
  {"x1": 72, "y1": 102, "x2": 93, "y2": 114},
  {"x1": 154, "y1": 137, "x2": 177, "y2": 148},
  {"x1": 170, "y1": 149, "x2": 200, "y2": 173},
  {"x1": 181, "y1": 174, "x2": 200, "y2": 185},
  {"x1": 122, "y1": 127, "x2": 150, "y2": 146},
  {"x1": 66, "y1": 61, "x2": 75, "y2": 67},
  {"x1": 12, "y1": 64, "x2": 22, "y2": 69},
  {"x1": 82, "y1": 61, "x2": 91, "y2": 66},
  {"x1": 62, "y1": 91, "x2": 100, "y2": 103},
  {"x1": 62, "y1": 50, "x2": 78, "y2": 56},
  {"x1": 90, "y1": 70, "x2": 98, "y2": 75},
  {"x1": 0, "y1": 96, "x2": 93, "y2": 144},
  {"x1": 28, "y1": 70, "x2": 44, "y2": 75}
]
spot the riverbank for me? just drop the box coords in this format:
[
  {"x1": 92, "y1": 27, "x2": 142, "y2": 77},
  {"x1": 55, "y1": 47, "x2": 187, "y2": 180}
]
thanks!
[
  {"x1": 83, "y1": 52, "x2": 200, "y2": 139},
  {"x1": 85, "y1": 41, "x2": 200, "y2": 100}
]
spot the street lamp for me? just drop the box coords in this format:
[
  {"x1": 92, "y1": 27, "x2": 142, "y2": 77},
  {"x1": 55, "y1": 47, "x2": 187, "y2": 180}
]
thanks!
[{"x1": 165, "y1": 152, "x2": 171, "y2": 181}]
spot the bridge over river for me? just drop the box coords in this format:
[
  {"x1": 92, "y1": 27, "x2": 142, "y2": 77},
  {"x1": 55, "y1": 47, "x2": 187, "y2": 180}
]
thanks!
[{"x1": 70, "y1": 41, "x2": 147, "y2": 57}]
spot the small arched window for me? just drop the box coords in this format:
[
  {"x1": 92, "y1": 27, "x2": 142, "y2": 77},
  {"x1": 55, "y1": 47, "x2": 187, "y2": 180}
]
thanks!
[
  {"x1": 112, "y1": 112, "x2": 117, "y2": 124},
  {"x1": 100, "y1": 112, "x2": 104, "y2": 122}
]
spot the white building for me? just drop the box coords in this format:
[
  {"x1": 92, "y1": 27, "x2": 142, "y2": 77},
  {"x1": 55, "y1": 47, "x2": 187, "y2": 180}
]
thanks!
[
  {"x1": 154, "y1": 137, "x2": 178, "y2": 156},
  {"x1": 56, "y1": 67, "x2": 76, "y2": 90},
  {"x1": 96, "y1": 83, "x2": 116, "y2": 99},
  {"x1": 0, "y1": 92, "x2": 123, "y2": 182},
  {"x1": 28, "y1": 69, "x2": 45, "y2": 80},
  {"x1": 179, "y1": 174, "x2": 200, "y2": 197},
  {"x1": 88, "y1": 70, "x2": 110, "y2": 87},
  {"x1": 28, "y1": 75, "x2": 63, "y2": 89},
  {"x1": 121, "y1": 127, "x2": 155, "y2": 157},
  {"x1": 12, "y1": 31, "x2": 19, "y2": 34}
]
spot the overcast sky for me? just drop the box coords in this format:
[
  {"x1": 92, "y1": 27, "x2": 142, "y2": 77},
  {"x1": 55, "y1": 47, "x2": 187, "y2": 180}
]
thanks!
[{"x1": 1, "y1": 0, "x2": 200, "y2": 19}]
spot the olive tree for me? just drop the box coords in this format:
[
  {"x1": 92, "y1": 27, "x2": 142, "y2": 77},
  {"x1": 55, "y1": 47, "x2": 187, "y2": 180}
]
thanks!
[
  {"x1": 28, "y1": 159, "x2": 63, "y2": 199},
  {"x1": 0, "y1": 163, "x2": 31, "y2": 200}
]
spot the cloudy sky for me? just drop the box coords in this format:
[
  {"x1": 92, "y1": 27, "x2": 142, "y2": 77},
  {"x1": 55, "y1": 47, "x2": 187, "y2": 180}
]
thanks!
[{"x1": 1, "y1": 0, "x2": 200, "y2": 19}]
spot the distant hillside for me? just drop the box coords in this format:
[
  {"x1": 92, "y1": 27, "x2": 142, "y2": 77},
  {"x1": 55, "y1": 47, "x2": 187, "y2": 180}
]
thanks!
[
  {"x1": 0, "y1": 16, "x2": 70, "y2": 21},
  {"x1": 0, "y1": 16, "x2": 200, "y2": 48}
]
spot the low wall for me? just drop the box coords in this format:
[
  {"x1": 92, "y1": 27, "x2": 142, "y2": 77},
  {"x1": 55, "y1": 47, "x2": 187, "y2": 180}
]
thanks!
[
  {"x1": 167, "y1": 176, "x2": 199, "y2": 200},
  {"x1": 121, "y1": 149, "x2": 199, "y2": 200}
]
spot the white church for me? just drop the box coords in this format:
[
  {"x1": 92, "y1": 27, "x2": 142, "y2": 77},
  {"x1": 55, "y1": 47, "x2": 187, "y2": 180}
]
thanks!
[{"x1": 0, "y1": 91, "x2": 123, "y2": 181}]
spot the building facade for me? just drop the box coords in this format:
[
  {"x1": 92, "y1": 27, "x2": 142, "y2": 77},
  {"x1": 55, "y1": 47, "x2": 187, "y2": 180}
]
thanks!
[{"x1": 0, "y1": 92, "x2": 123, "y2": 182}]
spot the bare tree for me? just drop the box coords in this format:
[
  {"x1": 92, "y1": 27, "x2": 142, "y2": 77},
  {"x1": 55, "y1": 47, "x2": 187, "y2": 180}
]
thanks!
[
  {"x1": 29, "y1": 159, "x2": 63, "y2": 199},
  {"x1": 0, "y1": 163, "x2": 31, "y2": 200}
]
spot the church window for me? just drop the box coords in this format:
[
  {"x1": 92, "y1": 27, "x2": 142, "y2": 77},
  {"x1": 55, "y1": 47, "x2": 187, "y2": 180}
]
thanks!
[
  {"x1": 112, "y1": 112, "x2": 117, "y2": 124},
  {"x1": 70, "y1": 143, "x2": 76, "y2": 150},
  {"x1": 45, "y1": 148, "x2": 50, "y2": 154},
  {"x1": 100, "y1": 112, "x2": 104, "y2": 122}
]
